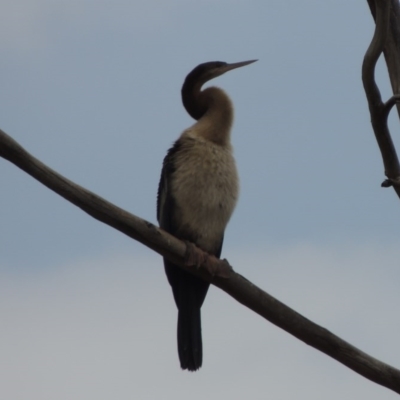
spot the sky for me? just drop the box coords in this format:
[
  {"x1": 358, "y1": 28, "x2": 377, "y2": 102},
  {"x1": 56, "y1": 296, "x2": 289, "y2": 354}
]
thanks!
[{"x1": 1, "y1": 1, "x2": 400, "y2": 399}]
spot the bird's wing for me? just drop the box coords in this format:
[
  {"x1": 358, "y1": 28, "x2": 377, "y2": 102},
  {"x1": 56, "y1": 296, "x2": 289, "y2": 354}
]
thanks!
[
  {"x1": 157, "y1": 138, "x2": 225, "y2": 257},
  {"x1": 157, "y1": 140, "x2": 181, "y2": 231}
]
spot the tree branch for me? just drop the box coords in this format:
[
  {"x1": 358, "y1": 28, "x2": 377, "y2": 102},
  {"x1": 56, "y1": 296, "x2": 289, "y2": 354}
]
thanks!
[
  {"x1": 1, "y1": 128, "x2": 400, "y2": 394},
  {"x1": 367, "y1": 0, "x2": 400, "y2": 120},
  {"x1": 363, "y1": 0, "x2": 400, "y2": 194}
]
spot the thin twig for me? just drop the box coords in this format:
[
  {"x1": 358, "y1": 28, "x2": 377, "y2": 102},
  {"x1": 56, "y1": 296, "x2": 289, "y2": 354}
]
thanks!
[{"x1": 383, "y1": 94, "x2": 400, "y2": 119}]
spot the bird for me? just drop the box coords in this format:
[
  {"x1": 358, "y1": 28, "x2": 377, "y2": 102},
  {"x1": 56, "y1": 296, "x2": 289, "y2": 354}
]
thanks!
[{"x1": 157, "y1": 60, "x2": 256, "y2": 371}]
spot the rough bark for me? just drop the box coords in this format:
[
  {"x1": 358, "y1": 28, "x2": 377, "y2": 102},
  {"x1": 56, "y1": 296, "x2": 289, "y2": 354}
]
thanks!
[{"x1": 1, "y1": 127, "x2": 400, "y2": 394}]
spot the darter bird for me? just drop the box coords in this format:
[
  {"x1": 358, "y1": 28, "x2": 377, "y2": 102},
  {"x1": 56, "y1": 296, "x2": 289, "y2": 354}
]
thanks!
[{"x1": 157, "y1": 59, "x2": 256, "y2": 371}]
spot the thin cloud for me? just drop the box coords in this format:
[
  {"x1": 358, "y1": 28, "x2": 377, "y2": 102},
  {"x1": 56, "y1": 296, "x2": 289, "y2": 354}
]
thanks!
[
  {"x1": 0, "y1": 0, "x2": 235, "y2": 54},
  {"x1": 0, "y1": 242, "x2": 398, "y2": 399}
]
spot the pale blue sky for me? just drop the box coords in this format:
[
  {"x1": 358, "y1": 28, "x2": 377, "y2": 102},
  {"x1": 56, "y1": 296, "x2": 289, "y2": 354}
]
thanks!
[{"x1": 1, "y1": 1, "x2": 399, "y2": 399}]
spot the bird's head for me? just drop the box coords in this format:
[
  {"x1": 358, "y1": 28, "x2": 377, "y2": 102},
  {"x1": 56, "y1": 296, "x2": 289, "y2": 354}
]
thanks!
[
  {"x1": 185, "y1": 60, "x2": 257, "y2": 87},
  {"x1": 181, "y1": 59, "x2": 257, "y2": 120}
]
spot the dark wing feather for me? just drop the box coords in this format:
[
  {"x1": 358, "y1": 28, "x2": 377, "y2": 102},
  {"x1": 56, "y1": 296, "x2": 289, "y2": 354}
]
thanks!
[
  {"x1": 157, "y1": 139, "x2": 215, "y2": 371},
  {"x1": 157, "y1": 140, "x2": 181, "y2": 229}
]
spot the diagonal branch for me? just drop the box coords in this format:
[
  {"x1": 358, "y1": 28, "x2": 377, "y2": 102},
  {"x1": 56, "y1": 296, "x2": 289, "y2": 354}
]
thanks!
[
  {"x1": 363, "y1": 0, "x2": 400, "y2": 194},
  {"x1": 1, "y1": 128, "x2": 400, "y2": 394}
]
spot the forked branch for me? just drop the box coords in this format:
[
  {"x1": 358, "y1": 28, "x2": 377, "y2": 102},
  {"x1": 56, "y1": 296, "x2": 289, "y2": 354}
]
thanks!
[{"x1": 363, "y1": 0, "x2": 400, "y2": 194}]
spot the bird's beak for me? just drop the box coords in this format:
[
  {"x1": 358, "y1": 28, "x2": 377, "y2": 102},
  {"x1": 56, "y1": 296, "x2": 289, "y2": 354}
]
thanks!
[{"x1": 222, "y1": 59, "x2": 258, "y2": 73}]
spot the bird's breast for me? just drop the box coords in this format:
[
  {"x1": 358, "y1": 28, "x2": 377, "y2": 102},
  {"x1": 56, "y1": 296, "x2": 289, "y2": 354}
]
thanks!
[{"x1": 171, "y1": 137, "x2": 239, "y2": 253}]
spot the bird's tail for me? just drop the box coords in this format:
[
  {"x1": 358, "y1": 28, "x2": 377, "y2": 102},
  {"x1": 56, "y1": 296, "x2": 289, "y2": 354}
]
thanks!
[{"x1": 177, "y1": 307, "x2": 202, "y2": 371}]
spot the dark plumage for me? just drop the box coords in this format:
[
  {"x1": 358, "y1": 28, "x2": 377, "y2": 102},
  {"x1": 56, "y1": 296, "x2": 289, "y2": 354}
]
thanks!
[{"x1": 157, "y1": 60, "x2": 256, "y2": 371}]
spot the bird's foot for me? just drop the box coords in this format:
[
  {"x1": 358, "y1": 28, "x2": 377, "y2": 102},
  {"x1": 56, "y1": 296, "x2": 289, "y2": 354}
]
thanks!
[
  {"x1": 183, "y1": 241, "x2": 207, "y2": 269},
  {"x1": 183, "y1": 241, "x2": 232, "y2": 279}
]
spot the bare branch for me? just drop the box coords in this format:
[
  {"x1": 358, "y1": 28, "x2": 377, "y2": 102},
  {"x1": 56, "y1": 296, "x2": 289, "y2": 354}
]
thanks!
[
  {"x1": 367, "y1": 0, "x2": 400, "y2": 120},
  {"x1": 363, "y1": 0, "x2": 400, "y2": 193},
  {"x1": 1, "y1": 128, "x2": 400, "y2": 394}
]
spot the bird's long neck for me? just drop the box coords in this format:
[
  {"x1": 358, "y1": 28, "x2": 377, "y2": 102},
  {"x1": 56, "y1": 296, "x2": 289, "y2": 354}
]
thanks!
[
  {"x1": 182, "y1": 84, "x2": 234, "y2": 147},
  {"x1": 182, "y1": 79, "x2": 206, "y2": 120}
]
